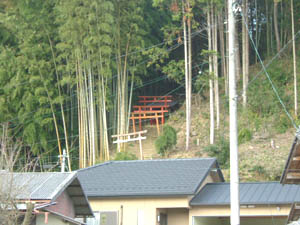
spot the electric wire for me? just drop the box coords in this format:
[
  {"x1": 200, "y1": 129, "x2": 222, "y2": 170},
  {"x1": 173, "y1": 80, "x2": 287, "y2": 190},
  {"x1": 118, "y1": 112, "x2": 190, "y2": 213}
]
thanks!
[
  {"x1": 241, "y1": 11, "x2": 298, "y2": 130},
  {"x1": 0, "y1": 21, "x2": 219, "y2": 126}
]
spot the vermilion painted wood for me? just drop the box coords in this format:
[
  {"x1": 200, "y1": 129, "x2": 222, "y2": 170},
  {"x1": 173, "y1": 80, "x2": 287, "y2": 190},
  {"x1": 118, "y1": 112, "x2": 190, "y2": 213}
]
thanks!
[
  {"x1": 138, "y1": 96, "x2": 173, "y2": 106},
  {"x1": 130, "y1": 111, "x2": 165, "y2": 134}
]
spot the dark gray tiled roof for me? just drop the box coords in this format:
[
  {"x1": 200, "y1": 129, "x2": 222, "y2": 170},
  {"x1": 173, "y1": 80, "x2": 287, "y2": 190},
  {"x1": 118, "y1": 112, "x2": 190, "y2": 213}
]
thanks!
[
  {"x1": 190, "y1": 182, "x2": 300, "y2": 206},
  {"x1": 77, "y1": 158, "x2": 218, "y2": 197}
]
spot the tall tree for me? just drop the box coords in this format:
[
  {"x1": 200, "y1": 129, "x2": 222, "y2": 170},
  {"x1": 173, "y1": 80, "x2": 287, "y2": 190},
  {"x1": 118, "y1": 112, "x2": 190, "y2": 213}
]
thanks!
[
  {"x1": 207, "y1": 5, "x2": 214, "y2": 144},
  {"x1": 291, "y1": 0, "x2": 297, "y2": 116},
  {"x1": 274, "y1": 0, "x2": 281, "y2": 52},
  {"x1": 213, "y1": 7, "x2": 220, "y2": 130},
  {"x1": 242, "y1": 0, "x2": 249, "y2": 108}
]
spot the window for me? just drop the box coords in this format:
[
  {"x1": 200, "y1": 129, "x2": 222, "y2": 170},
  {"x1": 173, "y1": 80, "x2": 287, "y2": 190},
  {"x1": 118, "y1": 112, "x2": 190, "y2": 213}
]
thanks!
[
  {"x1": 86, "y1": 211, "x2": 118, "y2": 225},
  {"x1": 159, "y1": 213, "x2": 167, "y2": 225}
]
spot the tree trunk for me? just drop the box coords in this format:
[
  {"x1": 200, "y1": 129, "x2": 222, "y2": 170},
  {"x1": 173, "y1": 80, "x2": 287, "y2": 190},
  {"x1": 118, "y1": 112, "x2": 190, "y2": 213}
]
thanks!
[
  {"x1": 219, "y1": 12, "x2": 227, "y2": 95},
  {"x1": 242, "y1": 0, "x2": 249, "y2": 108},
  {"x1": 22, "y1": 203, "x2": 34, "y2": 225},
  {"x1": 182, "y1": 0, "x2": 190, "y2": 150},
  {"x1": 187, "y1": 0, "x2": 192, "y2": 150},
  {"x1": 266, "y1": 0, "x2": 271, "y2": 56},
  {"x1": 274, "y1": 0, "x2": 281, "y2": 52},
  {"x1": 291, "y1": 0, "x2": 297, "y2": 116},
  {"x1": 207, "y1": 7, "x2": 214, "y2": 145},
  {"x1": 225, "y1": 4, "x2": 229, "y2": 96},
  {"x1": 235, "y1": 26, "x2": 241, "y2": 81},
  {"x1": 213, "y1": 8, "x2": 220, "y2": 130},
  {"x1": 255, "y1": 0, "x2": 258, "y2": 63}
]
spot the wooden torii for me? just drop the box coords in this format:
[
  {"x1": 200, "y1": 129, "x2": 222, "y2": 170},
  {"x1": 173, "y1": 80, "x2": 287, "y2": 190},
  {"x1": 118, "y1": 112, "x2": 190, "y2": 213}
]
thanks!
[
  {"x1": 130, "y1": 111, "x2": 167, "y2": 135},
  {"x1": 111, "y1": 130, "x2": 147, "y2": 160},
  {"x1": 131, "y1": 96, "x2": 173, "y2": 135}
]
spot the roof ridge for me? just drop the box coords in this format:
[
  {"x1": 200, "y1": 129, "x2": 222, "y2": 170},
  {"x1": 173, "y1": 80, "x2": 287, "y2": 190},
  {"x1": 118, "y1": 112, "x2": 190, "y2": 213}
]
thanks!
[
  {"x1": 76, "y1": 158, "x2": 216, "y2": 171},
  {"x1": 76, "y1": 161, "x2": 112, "y2": 172},
  {"x1": 192, "y1": 158, "x2": 217, "y2": 194},
  {"x1": 108, "y1": 157, "x2": 216, "y2": 164},
  {"x1": 49, "y1": 172, "x2": 77, "y2": 200}
]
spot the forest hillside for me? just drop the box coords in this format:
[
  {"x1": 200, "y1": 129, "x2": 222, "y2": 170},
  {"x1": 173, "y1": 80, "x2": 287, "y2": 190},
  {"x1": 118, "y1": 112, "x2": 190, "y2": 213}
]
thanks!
[{"x1": 0, "y1": 0, "x2": 300, "y2": 178}]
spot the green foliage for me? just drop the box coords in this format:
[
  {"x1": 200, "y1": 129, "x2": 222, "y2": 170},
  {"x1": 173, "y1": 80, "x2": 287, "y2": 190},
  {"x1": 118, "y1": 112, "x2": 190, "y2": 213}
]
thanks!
[
  {"x1": 238, "y1": 128, "x2": 253, "y2": 144},
  {"x1": 274, "y1": 114, "x2": 290, "y2": 134},
  {"x1": 114, "y1": 151, "x2": 138, "y2": 161},
  {"x1": 162, "y1": 60, "x2": 185, "y2": 83},
  {"x1": 249, "y1": 165, "x2": 269, "y2": 179},
  {"x1": 204, "y1": 136, "x2": 229, "y2": 167},
  {"x1": 155, "y1": 125, "x2": 177, "y2": 156}
]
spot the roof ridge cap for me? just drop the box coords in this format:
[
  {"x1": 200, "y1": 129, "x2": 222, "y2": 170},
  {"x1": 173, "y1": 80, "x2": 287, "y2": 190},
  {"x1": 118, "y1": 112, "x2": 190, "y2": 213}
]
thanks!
[
  {"x1": 109, "y1": 157, "x2": 216, "y2": 164},
  {"x1": 77, "y1": 161, "x2": 112, "y2": 172}
]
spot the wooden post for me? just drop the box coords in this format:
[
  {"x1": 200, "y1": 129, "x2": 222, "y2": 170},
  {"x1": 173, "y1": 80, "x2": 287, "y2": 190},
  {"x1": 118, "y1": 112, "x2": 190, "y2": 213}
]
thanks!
[
  {"x1": 138, "y1": 132, "x2": 143, "y2": 160},
  {"x1": 132, "y1": 118, "x2": 136, "y2": 133},
  {"x1": 139, "y1": 107, "x2": 142, "y2": 131},
  {"x1": 155, "y1": 112, "x2": 160, "y2": 135}
]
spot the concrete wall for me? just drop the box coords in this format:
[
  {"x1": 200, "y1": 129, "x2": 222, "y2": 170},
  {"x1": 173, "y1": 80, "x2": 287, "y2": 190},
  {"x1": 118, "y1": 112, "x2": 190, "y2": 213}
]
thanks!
[{"x1": 47, "y1": 190, "x2": 75, "y2": 218}]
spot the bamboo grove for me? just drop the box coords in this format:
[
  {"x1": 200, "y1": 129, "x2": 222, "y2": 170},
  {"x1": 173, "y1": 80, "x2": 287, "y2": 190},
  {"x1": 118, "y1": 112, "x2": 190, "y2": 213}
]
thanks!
[{"x1": 0, "y1": 0, "x2": 300, "y2": 169}]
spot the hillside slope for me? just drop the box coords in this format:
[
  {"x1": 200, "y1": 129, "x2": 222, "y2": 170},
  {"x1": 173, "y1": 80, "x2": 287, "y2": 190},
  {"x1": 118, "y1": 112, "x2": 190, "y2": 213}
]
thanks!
[{"x1": 126, "y1": 95, "x2": 295, "y2": 182}]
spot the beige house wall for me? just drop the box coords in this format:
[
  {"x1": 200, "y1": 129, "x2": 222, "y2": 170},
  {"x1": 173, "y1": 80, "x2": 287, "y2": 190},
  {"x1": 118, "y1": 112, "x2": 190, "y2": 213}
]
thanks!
[
  {"x1": 88, "y1": 174, "x2": 215, "y2": 225},
  {"x1": 89, "y1": 196, "x2": 190, "y2": 225}
]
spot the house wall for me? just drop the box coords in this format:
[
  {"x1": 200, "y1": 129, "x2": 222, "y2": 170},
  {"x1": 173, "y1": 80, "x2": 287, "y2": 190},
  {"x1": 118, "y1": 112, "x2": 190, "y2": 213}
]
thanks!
[
  {"x1": 189, "y1": 205, "x2": 291, "y2": 225},
  {"x1": 89, "y1": 196, "x2": 190, "y2": 225},
  {"x1": 36, "y1": 214, "x2": 72, "y2": 225},
  {"x1": 46, "y1": 190, "x2": 75, "y2": 218},
  {"x1": 88, "y1": 174, "x2": 215, "y2": 225}
]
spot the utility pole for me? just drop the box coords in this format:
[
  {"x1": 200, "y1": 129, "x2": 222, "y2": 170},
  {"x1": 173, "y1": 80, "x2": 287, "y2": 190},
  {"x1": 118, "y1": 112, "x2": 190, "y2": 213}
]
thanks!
[
  {"x1": 228, "y1": 0, "x2": 240, "y2": 225},
  {"x1": 60, "y1": 149, "x2": 67, "y2": 173}
]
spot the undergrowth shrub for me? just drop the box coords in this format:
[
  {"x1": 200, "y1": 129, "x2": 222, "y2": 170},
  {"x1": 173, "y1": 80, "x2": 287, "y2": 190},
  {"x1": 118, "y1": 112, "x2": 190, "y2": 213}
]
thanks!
[
  {"x1": 155, "y1": 125, "x2": 177, "y2": 156},
  {"x1": 114, "y1": 151, "x2": 137, "y2": 161},
  {"x1": 274, "y1": 114, "x2": 290, "y2": 133},
  {"x1": 204, "y1": 136, "x2": 229, "y2": 167},
  {"x1": 238, "y1": 128, "x2": 252, "y2": 144},
  {"x1": 249, "y1": 165, "x2": 269, "y2": 180}
]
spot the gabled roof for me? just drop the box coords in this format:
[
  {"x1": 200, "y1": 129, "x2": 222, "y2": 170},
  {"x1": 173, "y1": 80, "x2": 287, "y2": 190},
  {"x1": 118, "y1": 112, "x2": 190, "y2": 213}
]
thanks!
[
  {"x1": 281, "y1": 137, "x2": 300, "y2": 184},
  {"x1": 190, "y1": 182, "x2": 300, "y2": 206},
  {"x1": 77, "y1": 158, "x2": 223, "y2": 197},
  {"x1": 0, "y1": 172, "x2": 93, "y2": 217}
]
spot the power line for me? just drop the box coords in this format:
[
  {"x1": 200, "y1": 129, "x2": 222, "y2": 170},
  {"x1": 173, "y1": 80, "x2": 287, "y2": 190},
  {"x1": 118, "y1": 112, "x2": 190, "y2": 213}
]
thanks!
[
  {"x1": 8, "y1": 61, "x2": 209, "y2": 149},
  {"x1": 241, "y1": 12, "x2": 298, "y2": 129},
  {"x1": 0, "y1": 20, "x2": 224, "y2": 127}
]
